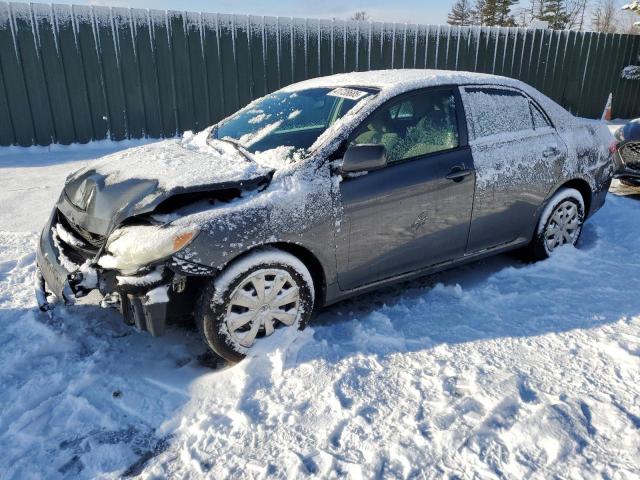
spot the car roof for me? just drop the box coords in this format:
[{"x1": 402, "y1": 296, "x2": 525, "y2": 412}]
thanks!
[
  {"x1": 281, "y1": 69, "x2": 523, "y2": 93},
  {"x1": 282, "y1": 69, "x2": 577, "y2": 132}
]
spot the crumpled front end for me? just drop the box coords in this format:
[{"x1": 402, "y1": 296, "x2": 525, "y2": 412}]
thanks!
[
  {"x1": 35, "y1": 198, "x2": 213, "y2": 336},
  {"x1": 35, "y1": 134, "x2": 277, "y2": 335}
]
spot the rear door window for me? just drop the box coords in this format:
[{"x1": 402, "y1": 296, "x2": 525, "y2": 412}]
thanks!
[{"x1": 464, "y1": 87, "x2": 534, "y2": 139}]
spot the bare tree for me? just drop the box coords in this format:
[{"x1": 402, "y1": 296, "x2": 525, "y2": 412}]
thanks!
[
  {"x1": 513, "y1": 6, "x2": 533, "y2": 26},
  {"x1": 592, "y1": 0, "x2": 618, "y2": 32},
  {"x1": 447, "y1": 0, "x2": 476, "y2": 26},
  {"x1": 530, "y1": 0, "x2": 546, "y2": 20},
  {"x1": 351, "y1": 11, "x2": 370, "y2": 21},
  {"x1": 564, "y1": 0, "x2": 588, "y2": 30}
]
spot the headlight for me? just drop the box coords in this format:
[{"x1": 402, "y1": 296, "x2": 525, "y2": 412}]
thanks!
[{"x1": 98, "y1": 224, "x2": 198, "y2": 274}]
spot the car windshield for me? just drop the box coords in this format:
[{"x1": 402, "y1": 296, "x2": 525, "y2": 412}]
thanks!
[{"x1": 212, "y1": 87, "x2": 374, "y2": 155}]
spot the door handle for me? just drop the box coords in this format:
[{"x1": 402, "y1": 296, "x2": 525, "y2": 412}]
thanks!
[
  {"x1": 446, "y1": 167, "x2": 473, "y2": 182},
  {"x1": 542, "y1": 147, "x2": 560, "y2": 158}
]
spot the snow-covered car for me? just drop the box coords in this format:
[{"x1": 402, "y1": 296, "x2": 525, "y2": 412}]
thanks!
[
  {"x1": 612, "y1": 118, "x2": 640, "y2": 186},
  {"x1": 36, "y1": 70, "x2": 614, "y2": 362}
]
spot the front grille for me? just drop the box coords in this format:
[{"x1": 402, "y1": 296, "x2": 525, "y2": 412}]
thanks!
[
  {"x1": 53, "y1": 210, "x2": 105, "y2": 265},
  {"x1": 57, "y1": 210, "x2": 105, "y2": 248},
  {"x1": 619, "y1": 142, "x2": 640, "y2": 170}
]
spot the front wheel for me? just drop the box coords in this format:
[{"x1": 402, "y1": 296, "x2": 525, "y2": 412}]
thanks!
[
  {"x1": 195, "y1": 248, "x2": 315, "y2": 363},
  {"x1": 527, "y1": 187, "x2": 585, "y2": 260}
]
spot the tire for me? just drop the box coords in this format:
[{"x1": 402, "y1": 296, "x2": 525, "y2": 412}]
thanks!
[
  {"x1": 195, "y1": 248, "x2": 315, "y2": 363},
  {"x1": 527, "y1": 187, "x2": 585, "y2": 261}
]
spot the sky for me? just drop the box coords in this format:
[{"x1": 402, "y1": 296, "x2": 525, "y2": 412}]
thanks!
[{"x1": 75, "y1": 0, "x2": 456, "y2": 24}]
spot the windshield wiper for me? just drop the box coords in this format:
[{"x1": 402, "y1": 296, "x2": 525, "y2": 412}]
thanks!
[{"x1": 209, "y1": 128, "x2": 254, "y2": 163}]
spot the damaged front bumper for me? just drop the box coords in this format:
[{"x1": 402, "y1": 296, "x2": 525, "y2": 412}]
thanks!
[
  {"x1": 35, "y1": 212, "x2": 192, "y2": 336},
  {"x1": 35, "y1": 225, "x2": 76, "y2": 310}
]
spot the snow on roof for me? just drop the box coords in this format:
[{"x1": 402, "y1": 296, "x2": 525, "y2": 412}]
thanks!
[{"x1": 283, "y1": 69, "x2": 528, "y2": 93}]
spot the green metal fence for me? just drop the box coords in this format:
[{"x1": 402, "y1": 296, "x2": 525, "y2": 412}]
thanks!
[{"x1": 0, "y1": 2, "x2": 638, "y2": 147}]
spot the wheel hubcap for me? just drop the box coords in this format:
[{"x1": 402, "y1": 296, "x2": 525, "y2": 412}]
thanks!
[
  {"x1": 225, "y1": 269, "x2": 300, "y2": 348},
  {"x1": 544, "y1": 200, "x2": 582, "y2": 252}
]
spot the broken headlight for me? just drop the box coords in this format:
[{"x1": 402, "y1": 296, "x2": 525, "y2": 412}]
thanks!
[{"x1": 98, "y1": 224, "x2": 198, "y2": 275}]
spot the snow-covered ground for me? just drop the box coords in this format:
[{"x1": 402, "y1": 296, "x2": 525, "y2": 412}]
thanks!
[{"x1": 1, "y1": 123, "x2": 639, "y2": 479}]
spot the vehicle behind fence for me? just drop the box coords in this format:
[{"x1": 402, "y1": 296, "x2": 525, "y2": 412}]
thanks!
[{"x1": 0, "y1": 2, "x2": 639, "y2": 147}]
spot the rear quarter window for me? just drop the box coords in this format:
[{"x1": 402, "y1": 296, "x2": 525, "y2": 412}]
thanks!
[
  {"x1": 531, "y1": 103, "x2": 551, "y2": 129},
  {"x1": 464, "y1": 87, "x2": 534, "y2": 139}
]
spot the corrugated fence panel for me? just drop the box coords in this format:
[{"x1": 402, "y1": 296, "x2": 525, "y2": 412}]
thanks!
[
  {"x1": 93, "y1": 6, "x2": 126, "y2": 140},
  {"x1": 35, "y1": 3, "x2": 72, "y2": 144},
  {"x1": 150, "y1": 8, "x2": 177, "y2": 137},
  {"x1": 75, "y1": 6, "x2": 109, "y2": 141},
  {"x1": 13, "y1": 2, "x2": 54, "y2": 145},
  {"x1": 186, "y1": 11, "x2": 209, "y2": 133},
  {"x1": 169, "y1": 10, "x2": 192, "y2": 133},
  {"x1": 133, "y1": 8, "x2": 162, "y2": 138},
  {"x1": 262, "y1": 16, "x2": 280, "y2": 93},
  {"x1": 620, "y1": 35, "x2": 640, "y2": 118},
  {"x1": 1, "y1": 2, "x2": 35, "y2": 146},
  {"x1": 0, "y1": 1, "x2": 639, "y2": 147},
  {"x1": 318, "y1": 19, "x2": 332, "y2": 76},
  {"x1": 249, "y1": 15, "x2": 267, "y2": 98},
  {"x1": 0, "y1": 46, "x2": 13, "y2": 145}
]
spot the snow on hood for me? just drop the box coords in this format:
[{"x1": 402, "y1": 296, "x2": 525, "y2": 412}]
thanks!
[
  {"x1": 60, "y1": 129, "x2": 293, "y2": 235},
  {"x1": 78, "y1": 127, "x2": 274, "y2": 191}
]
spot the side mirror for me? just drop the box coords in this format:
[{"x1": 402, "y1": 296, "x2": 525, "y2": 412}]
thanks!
[{"x1": 341, "y1": 144, "x2": 387, "y2": 173}]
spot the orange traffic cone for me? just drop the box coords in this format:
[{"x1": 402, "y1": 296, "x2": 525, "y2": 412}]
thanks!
[{"x1": 603, "y1": 93, "x2": 613, "y2": 121}]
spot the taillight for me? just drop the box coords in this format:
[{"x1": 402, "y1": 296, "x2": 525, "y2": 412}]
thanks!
[{"x1": 609, "y1": 140, "x2": 619, "y2": 154}]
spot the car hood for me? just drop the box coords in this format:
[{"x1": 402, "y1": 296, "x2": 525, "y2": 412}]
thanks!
[{"x1": 59, "y1": 135, "x2": 274, "y2": 236}]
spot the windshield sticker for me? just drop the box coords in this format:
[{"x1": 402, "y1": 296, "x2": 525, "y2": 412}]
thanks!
[{"x1": 327, "y1": 87, "x2": 368, "y2": 100}]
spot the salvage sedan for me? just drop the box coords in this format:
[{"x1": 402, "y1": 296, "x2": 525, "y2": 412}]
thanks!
[{"x1": 36, "y1": 70, "x2": 614, "y2": 362}]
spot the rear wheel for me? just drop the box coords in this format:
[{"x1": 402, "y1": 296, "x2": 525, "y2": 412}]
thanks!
[
  {"x1": 528, "y1": 187, "x2": 585, "y2": 260},
  {"x1": 195, "y1": 248, "x2": 315, "y2": 363}
]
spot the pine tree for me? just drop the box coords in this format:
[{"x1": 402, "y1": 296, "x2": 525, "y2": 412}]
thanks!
[
  {"x1": 541, "y1": 0, "x2": 570, "y2": 29},
  {"x1": 447, "y1": 0, "x2": 475, "y2": 26},
  {"x1": 496, "y1": 0, "x2": 518, "y2": 26},
  {"x1": 479, "y1": 0, "x2": 517, "y2": 26},
  {"x1": 482, "y1": 0, "x2": 499, "y2": 25}
]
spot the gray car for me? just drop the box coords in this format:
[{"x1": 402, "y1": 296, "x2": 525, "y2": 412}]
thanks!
[{"x1": 36, "y1": 70, "x2": 614, "y2": 362}]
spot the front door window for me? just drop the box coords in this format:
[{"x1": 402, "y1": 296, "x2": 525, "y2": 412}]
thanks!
[{"x1": 351, "y1": 90, "x2": 460, "y2": 163}]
